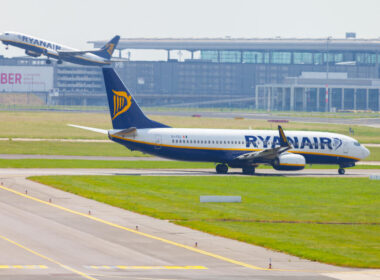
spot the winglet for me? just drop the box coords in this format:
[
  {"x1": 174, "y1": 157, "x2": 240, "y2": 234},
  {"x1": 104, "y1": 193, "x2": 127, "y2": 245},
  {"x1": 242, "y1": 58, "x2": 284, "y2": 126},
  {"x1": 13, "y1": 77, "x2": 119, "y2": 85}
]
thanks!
[{"x1": 278, "y1": 125, "x2": 290, "y2": 147}]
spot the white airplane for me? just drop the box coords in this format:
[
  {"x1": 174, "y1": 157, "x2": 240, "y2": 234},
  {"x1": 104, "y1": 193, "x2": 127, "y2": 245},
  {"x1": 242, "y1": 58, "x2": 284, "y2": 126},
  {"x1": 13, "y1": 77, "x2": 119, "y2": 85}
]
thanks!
[
  {"x1": 70, "y1": 67, "x2": 370, "y2": 175},
  {"x1": 0, "y1": 31, "x2": 120, "y2": 66}
]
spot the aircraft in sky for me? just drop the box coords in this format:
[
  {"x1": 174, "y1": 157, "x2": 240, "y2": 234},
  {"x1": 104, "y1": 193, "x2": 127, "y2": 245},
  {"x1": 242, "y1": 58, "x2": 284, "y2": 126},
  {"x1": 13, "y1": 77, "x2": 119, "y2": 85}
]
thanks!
[
  {"x1": 70, "y1": 67, "x2": 370, "y2": 175},
  {"x1": 0, "y1": 32, "x2": 120, "y2": 66}
]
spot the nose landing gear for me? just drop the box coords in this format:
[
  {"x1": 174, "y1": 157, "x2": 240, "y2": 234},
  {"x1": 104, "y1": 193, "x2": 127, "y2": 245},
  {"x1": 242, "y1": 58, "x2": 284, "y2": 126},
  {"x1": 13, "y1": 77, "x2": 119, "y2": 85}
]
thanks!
[
  {"x1": 216, "y1": 163, "x2": 228, "y2": 174},
  {"x1": 338, "y1": 168, "x2": 345, "y2": 175}
]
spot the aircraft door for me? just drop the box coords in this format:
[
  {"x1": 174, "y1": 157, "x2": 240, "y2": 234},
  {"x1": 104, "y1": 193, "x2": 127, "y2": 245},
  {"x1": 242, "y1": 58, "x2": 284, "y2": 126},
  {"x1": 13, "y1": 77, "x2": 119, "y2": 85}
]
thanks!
[{"x1": 154, "y1": 135, "x2": 162, "y2": 150}]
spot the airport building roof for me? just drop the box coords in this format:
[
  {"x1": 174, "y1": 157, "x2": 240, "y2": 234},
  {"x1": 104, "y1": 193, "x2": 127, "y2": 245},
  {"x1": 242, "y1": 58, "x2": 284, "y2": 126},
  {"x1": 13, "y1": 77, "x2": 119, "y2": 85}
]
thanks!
[{"x1": 89, "y1": 37, "x2": 380, "y2": 52}]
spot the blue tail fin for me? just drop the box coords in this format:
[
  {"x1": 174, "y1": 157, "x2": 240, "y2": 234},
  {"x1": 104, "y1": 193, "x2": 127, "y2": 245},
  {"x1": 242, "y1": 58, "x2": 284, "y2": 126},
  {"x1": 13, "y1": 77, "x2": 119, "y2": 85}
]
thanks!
[
  {"x1": 91, "y1": 35, "x2": 120, "y2": 59},
  {"x1": 102, "y1": 67, "x2": 170, "y2": 129}
]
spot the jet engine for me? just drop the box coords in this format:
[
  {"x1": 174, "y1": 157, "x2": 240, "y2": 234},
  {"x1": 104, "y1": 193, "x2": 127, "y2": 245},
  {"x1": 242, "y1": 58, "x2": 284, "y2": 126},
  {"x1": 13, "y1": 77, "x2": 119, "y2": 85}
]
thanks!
[
  {"x1": 272, "y1": 153, "x2": 305, "y2": 171},
  {"x1": 25, "y1": 50, "x2": 41, "y2": 57}
]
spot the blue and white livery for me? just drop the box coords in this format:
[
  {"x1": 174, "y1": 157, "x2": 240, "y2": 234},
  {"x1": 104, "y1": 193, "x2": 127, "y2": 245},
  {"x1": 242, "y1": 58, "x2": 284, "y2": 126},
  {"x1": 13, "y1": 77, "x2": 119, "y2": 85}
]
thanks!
[
  {"x1": 70, "y1": 67, "x2": 370, "y2": 175},
  {"x1": 0, "y1": 32, "x2": 120, "y2": 66}
]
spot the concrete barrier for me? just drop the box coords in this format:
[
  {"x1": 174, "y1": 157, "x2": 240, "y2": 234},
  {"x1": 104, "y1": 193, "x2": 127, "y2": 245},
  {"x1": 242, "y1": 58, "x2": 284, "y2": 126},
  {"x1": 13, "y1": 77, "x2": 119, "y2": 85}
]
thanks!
[{"x1": 200, "y1": 196, "x2": 242, "y2": 203}]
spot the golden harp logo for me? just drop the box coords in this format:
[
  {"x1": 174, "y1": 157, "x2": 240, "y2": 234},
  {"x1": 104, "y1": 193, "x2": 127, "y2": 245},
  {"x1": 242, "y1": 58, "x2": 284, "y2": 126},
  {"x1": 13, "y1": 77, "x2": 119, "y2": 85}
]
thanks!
[
  {"x1": 112, "y1": 90, "x2": 132, "y2": 120},
  {"x1": 106, "y1": 43, "x2": 115, "y2": 55}
]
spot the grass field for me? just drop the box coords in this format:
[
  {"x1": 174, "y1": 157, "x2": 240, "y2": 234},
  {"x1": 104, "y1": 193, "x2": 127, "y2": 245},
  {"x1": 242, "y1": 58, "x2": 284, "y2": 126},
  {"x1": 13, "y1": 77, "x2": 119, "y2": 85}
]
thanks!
[
  {"x1": 30, "y1": 176, "x2": 380, "y2": 268},
  {"x1": 1, "y1": 159, "x2": 380, "y2": 169},
  {"x1": 0, "y1": 141, "x2": 147, "y2": 157},
  {"x1": 1, "y1": 111, "x2": 380, "y2": 143}
]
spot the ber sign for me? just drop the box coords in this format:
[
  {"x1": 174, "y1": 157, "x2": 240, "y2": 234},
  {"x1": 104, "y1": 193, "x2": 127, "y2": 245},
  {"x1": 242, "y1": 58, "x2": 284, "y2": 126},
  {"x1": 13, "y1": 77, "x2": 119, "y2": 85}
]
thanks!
[{"x1": 0, "y1": 66, "x2": 53, "y2": 92}]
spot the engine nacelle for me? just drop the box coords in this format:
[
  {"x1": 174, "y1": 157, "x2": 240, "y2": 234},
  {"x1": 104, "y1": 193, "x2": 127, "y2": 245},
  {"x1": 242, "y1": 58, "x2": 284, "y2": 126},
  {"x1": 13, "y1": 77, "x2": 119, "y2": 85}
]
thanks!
[
  {"x1": 25, "y1": 50, "x2": 41, "y2": 57},
  {"x1": 272, "y1": 153, "x2": 305, "y2": 171}
]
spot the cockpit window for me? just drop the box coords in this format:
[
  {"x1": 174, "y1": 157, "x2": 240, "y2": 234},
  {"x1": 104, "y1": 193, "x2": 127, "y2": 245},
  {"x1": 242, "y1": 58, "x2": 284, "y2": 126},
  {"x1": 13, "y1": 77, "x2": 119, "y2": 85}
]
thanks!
[{"x1": 354, "y1": 141, "x2": 360, "y2": 146}]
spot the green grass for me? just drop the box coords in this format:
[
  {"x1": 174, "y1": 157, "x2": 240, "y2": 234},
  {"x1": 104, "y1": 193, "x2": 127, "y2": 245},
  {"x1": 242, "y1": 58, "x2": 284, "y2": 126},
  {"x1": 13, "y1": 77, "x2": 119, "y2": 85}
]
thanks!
[
  {"x1": 0, "y1": 141, "x2": 147, "y2": 157},
  {"x1": 0, "y1": 159, "x2": 212, "y2": 169},
  {"x1": 365, "y1": 147, "x2": 380, "y2": 161},
  {"x1": 0, "y1": 158, "x2": 380, "y2": 169},
  {"x1": 30, "y1": 176, "x2": 380, "y2": 268}
]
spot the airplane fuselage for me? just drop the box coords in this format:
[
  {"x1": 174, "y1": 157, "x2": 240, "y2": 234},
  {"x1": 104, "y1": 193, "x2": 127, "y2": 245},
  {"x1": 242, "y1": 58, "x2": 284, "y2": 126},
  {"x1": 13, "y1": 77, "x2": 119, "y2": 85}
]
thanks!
[
  {"x1": 0, "y1": 32, "x2": 110, "y2": 66},
  {"x1": 109, "y1": 128, "x2": 369, "y2": 167}
]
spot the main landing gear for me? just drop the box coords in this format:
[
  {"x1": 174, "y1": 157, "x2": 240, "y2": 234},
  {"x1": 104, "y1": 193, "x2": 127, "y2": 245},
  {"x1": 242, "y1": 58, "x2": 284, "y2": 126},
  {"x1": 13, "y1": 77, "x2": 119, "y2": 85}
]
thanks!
[
  {"x1": 57, "y1": 59, "x2": 63, "y2": 64},
  {"x1": 338, "y1": 168, "x2": 345, "y2": 175},
  {"x1": 216, "y1": 163, "x2": 228, "y2": 174},
  {"x1": 46, "y1": 59, "x2": 52, "y2": 65},
  {"x1": 242, "y1": 166, "x2": 255, "y2": 175}
]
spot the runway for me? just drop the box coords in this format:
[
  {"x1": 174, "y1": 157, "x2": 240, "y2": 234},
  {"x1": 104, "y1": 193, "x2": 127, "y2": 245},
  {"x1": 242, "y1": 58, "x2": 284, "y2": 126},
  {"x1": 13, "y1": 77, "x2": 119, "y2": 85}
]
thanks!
[{"x1": 0, "y1": 168, "x2": 379, "y2": 280}]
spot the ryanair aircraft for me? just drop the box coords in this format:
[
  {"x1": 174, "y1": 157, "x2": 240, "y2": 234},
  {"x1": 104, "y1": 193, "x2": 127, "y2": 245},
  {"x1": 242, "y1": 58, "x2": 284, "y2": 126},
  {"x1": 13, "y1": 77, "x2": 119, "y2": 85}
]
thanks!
[
  {"x1": 70, "y1": 67, "x2": 370, "y2": 175},
  {"x1": 0, "y1": 32, "x2": 120, "y2": 66}
]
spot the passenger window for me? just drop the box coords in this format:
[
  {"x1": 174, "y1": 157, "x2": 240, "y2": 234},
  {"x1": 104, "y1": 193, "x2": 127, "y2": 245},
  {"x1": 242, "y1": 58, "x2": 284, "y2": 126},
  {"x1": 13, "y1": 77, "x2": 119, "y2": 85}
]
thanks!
[
  {"x1": 176, "y1": 140, "x2": 178, "y2": 143},
  {"x1": 212, "y1": 140, "x2": 215, "y2": 144}
]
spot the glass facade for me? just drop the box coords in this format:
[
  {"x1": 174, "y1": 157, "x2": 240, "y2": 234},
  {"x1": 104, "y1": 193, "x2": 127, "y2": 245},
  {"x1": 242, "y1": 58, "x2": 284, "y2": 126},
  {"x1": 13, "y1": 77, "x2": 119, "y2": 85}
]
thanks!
[
  {"x1": 271, "y1": 52, "x2": 291, "y2": 64},
  {"x1": 294, "y1": 52, "x2": 313, "y2": 64},
  {"x1": 242, "y1": 51, "x2": 263, "y2": 63},
  {"x1": 201, "y1": 50, "x2": 379, "y2": 65},
  {"x1": 219, "y1": 51, "x2": 241, "y2": 63}
]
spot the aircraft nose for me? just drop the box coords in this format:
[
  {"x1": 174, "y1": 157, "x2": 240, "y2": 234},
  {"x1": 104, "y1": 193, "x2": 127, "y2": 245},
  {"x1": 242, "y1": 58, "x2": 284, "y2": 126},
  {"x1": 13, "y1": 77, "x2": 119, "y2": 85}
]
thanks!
[{"x1": 362, "y1": 146, "x2": 370, "y2": 159}]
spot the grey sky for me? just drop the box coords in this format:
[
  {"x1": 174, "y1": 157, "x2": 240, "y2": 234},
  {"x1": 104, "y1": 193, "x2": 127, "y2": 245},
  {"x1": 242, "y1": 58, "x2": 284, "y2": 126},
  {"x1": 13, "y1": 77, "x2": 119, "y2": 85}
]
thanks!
[{"x1": 2, "y1": 0, "x2": 380, "y2": 58}]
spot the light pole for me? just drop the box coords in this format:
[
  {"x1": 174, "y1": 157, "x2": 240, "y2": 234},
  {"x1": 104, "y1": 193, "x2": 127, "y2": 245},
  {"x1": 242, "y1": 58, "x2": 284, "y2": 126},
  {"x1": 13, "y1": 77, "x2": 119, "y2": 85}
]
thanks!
[{"x1": 325, "y1": 36, "x2": 331, "y2": 112}]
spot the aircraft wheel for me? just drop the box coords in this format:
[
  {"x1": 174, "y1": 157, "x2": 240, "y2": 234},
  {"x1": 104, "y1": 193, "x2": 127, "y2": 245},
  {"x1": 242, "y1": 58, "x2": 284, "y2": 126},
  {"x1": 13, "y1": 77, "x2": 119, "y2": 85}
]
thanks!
[
  {"x1": 242, "y1": 166, "x2": 255, "y2": 175},
  {"x1": 338, "y1": 168, "x2": 345, "y2": 175},
  {"x1": 46, "y1": 59, "x2": 52, "y2": 65},
  {"x1": 57, "y1": 60, "x2": 63, "y2": 64},
  {"x1": 216, "y1": 163, "x2": 228, "y2": 174}
]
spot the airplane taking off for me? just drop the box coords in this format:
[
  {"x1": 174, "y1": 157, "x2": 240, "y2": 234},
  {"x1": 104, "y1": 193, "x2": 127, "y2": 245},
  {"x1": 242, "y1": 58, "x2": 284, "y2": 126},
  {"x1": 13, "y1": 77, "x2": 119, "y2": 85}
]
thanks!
[
  {"x1": 70, "y1": 67, "x2": 370, "y2": 175},
  {"x1": 0, "y1": 32, "x2": 120, "y2": 66}
]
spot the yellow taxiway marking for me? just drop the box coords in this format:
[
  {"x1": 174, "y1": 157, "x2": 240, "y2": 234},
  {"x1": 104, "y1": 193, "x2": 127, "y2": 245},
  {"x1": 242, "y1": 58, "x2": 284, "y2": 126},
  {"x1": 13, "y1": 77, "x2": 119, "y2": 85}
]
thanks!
[
  {"x1": 0, "y1": 265, "x2": 47, "y2": 269},
  {"x1": 0, "y1": 184, "x2": 267, "y2": 271},
  {"x1": 0, "y1": 184, "x2": 339, "y2": 273},
  {"x1": 0, "y1": 234, "x2": 98, "y2": 280},
  {"x1": 89, "y1": 265, "x2": 207, "y2": 270}
]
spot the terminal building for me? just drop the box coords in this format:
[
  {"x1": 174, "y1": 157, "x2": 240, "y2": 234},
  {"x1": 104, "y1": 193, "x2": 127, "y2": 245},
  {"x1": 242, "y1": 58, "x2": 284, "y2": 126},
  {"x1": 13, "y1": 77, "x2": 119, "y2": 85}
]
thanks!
[{"x1": 1, "y1": 35, "x2": 380, "y2": 111}]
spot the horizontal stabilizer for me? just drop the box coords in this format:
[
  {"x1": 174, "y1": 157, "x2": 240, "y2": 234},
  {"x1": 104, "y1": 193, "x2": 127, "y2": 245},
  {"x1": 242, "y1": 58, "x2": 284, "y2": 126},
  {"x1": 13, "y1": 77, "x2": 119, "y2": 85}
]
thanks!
[{"x1": 68, "y1": 124, "x2": 108, "y2": 134}]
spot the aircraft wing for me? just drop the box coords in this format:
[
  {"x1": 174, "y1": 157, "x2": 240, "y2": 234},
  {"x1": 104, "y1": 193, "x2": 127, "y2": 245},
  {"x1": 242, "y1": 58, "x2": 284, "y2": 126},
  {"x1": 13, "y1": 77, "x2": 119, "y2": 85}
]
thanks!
[
  {"x1": 235, "y1": 126, "x2": 292, "y2": 162},
  {"x1": 68, "y1": 124, "x2": 108, "y2": 134}
]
